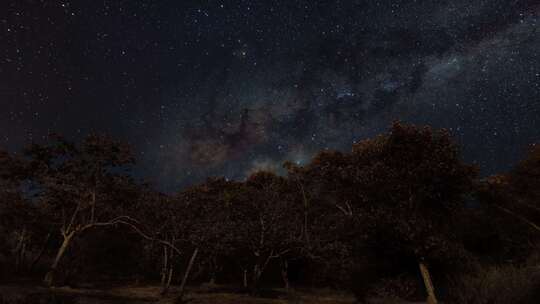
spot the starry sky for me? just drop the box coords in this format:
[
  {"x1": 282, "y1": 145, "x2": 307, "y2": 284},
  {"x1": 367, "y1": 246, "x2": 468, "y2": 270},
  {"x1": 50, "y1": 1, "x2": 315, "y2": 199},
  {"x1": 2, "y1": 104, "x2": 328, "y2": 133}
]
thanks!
[{"x1": 1, "y1": 0, "x2": 539, "y2": 191}]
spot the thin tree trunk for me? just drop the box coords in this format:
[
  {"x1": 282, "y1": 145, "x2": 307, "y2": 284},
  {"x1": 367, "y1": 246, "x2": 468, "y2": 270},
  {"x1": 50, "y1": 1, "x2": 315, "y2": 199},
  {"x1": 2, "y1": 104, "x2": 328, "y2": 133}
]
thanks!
[
  {"x1": 30, "y1": 231, "x2": 51, "y2": 271},
  {"x1": 208, "y1": 255, "x2": 217, "y2": 285},
  {"x1": 161, "y1": 267, "x2": 174, "y2": 295},
  {"x1": 178, "y1": 247, "x2": 199, "y2": 301},
  {"x1": 496, "y1": 205, "x2": 540, "y2": 232},
  {"x1": 166, "y1": 267, "x2": 174, "y2": 289},
  {"x1": 252, "y1": 264, "x2": 261, "y2": 291},
  {"x1": 44, "y1": 232, "x2": 74, "y2": 287},
  {"x1": 90, "y1": 189, "x2": 96, "y2": 223},
  {"x1": 243, "y1": 269, "x2": 248, "y2": 288},
  {"x1": 161, "y1": 243, "x2": 176, "y2": 296},
  {"x1": 19, "y1": 237, "x2": 27, "y2": 271},
  {"x1": 251, "y1": 252, "x2": 275, "y2": 293},
  {"x1": 300, "y1": 182, "x2": 310, "y2": 246},
  {"x1": 209, "y1": 271, "x2": 216, "y2": 285},
  {"x1": 14, "y1": 228, "x2": 27, "y2": 272},
  {"x1": 419, "y1": 261, "x2": 437, "y2": 304},
  {"x1": 161, "y1": 245, "x2": 169, "y2": 288},
  {"x1": 281, "y1": 259, "x2": 289, "y2": 291}
]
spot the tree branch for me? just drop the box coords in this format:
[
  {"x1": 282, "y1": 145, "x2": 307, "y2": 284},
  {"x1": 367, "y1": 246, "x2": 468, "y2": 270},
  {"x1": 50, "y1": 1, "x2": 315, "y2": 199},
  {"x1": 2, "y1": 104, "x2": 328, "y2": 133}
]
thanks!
[
  {"x1": 65, "y1": 201, "x2": 82, "y2": 235},
  {"x1": 496, "y1": 205, "x2": 540, "y2": 233}
]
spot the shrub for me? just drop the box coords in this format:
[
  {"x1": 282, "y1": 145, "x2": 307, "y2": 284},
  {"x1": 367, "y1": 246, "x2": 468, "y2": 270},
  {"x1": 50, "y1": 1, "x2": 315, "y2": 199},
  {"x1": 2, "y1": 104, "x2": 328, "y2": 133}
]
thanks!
[{"x1": 448, "y1": 264, "x2": 540, "y2": 304}]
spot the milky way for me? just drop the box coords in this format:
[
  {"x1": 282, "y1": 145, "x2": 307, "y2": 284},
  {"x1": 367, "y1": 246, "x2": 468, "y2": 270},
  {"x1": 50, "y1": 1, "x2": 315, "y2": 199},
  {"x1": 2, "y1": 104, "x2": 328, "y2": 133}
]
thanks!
[{"x1": 1, "y1": 1, "x2": 539, "y2": 191}]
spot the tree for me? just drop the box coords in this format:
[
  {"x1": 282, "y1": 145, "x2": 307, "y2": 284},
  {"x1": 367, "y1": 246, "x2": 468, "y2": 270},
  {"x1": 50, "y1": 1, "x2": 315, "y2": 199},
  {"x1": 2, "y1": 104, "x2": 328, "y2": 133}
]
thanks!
[
  {"x1": 349, "y1": 122, "x2": 477, "y2": 303},
  {"x1": 127, "y1": 178, "x2": 239, "y2": 298},
  {"x1": 0, "y1": 149, "x2": 48, "y2": 274},
  {"x1": 128, "y1": 190, "x2": 180, "y2": 294},
  {"x1": 510, "y1": 144, "x2": 540, "y2": 201},
  {"x1": 285, "y1": 153, "x2": 360, "y2": 289},
  {"x1": 294, "y1": 122, "x2": 477, "y2": 302},
  {"x1": 23, "y1": 134, "x2": 138, "y2": 286},
  {"x1": 229, "y1": 171, "x2": 302, "y2": 292},
  {"x1": 179, "y1": 178, "x2": 241, "y2": 287},
  {"x1": 475, "y1": 144, "x2": 540, "y2": 262}
]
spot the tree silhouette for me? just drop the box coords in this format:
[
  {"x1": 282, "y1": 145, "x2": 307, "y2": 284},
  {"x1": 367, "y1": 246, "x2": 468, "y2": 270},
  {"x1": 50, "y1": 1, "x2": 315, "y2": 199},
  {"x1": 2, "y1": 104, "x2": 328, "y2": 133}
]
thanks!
[
  {"x1": 22, "y1": 134, "x2": 137, "y2": 286},
  {"x1": 228, "y1": 171, "x2": 302, "y2": 292}
]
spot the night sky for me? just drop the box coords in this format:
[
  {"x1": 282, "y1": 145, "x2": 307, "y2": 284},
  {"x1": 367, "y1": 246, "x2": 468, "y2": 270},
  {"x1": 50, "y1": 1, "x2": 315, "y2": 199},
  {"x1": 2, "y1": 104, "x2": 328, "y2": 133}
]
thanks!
[{"x1": 1, "y1": 1, "x2": 539, "y2": 191}]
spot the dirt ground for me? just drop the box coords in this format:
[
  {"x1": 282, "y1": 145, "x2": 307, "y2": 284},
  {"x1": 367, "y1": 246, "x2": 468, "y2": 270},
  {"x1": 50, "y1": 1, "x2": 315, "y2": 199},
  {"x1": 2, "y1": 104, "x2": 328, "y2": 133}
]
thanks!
[
  {"x1": 0, "y1": 283, "x2": 431, "y2": 303},
  {"x1": 0, "y1": 284, "x2": 356, "y2": 304}
]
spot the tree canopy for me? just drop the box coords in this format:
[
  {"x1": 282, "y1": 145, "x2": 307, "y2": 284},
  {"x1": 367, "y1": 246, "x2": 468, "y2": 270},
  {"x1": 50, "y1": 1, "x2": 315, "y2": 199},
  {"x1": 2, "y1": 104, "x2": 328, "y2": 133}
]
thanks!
[{"x1": 1, "y1": 123, "x2": 539, "y2": 303}]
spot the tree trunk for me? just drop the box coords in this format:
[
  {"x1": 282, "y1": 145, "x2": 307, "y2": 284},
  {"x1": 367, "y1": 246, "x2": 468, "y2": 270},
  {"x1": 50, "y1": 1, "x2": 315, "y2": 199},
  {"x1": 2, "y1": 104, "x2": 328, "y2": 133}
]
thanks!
[
  {"x1": 166, "y1": 267, "x2": 174, "y2": 289},
  {"x1": 208, "y1": 256, "x2": 217, "y2": 285},
  {"x1": 30, "y1": 231, "x2": 51, "y2": 271},
  {"x1": 14, "y1": 228, "x2": 27, "y2": 272},
  {"x1": 253, "y1": 264, "x2": 260, "y2": 285},
  {"x1": 209, "y1": 271, "x2": 216, "y2": 285},
  {"x1": 300, "y1": 182, "x2": 310, "y2": 246},
  {"x1": 160, "y1": 245, "x2": 169, "y2": 288},
  {"x1": 161, "y1": 267, "x2": 174, "y2": 295},
  {"x1": 419, "y1": 261, "x2": 438, "y2": 304},
  {"x1": 19, "y1": 237, "x2": 27, "y2": 271},
  {"x1": 44, "y1": 232, "x2": 74, "y2": 287},
  {"x1": 90, "y1": 190, "x2": 96, "y2": 223},
  {"x1": 160, "y1": 243, "x2": 177, "y2": 296},
  {"x1": 178, "y1": 247, "x2": 199, "y2": 301},
  {"x1": 496, "y1": 205, "x2": 540, "y2": 232},
  {"x1": 281, "y1": 259, "x2": 289, "y2": 291},
  {"x1": 251, "y1": 264, "x2": 263, "y2": 293},
  {"x1": 251, "y1": 252, "x2": 276, "y2": 293},
  {"x1": 243, "y1": 269, "x2": 248, "y2": 288}
]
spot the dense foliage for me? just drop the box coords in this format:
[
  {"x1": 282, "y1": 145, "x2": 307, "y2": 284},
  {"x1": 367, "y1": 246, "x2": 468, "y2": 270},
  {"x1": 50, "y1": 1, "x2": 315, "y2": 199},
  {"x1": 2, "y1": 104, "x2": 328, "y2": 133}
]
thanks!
[{"x1": 1, "y1": 122, "x2": 540, "y2": 303}]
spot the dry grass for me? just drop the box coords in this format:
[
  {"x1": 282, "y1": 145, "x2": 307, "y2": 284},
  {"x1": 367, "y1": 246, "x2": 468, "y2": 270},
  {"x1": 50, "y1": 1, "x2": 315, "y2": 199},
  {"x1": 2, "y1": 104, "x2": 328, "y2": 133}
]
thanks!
[
  {"x1": 187, "y1": 292, "x2": 351, "y2": 304},
  {"x1": 0, "y1": 284, "x2": 161, "y2": 303},
  {"x1": 0, "y1": 284, "x2": 356, "y2": 304},
  {"x1": 0, "y1": 284, "x2": 429, "y2": 304},
  {"x1": 448, "y1": 264, "x2": 540, "y2": 304},
  {"x1": 185, "y1": 287, "x2": 355, "y2": 304}
]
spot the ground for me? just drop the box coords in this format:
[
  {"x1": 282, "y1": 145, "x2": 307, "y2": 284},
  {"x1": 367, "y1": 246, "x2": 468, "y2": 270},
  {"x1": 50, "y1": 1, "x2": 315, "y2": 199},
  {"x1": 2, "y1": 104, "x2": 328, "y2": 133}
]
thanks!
[
  {"x1": 0, "y1": 284, "x2": 356, "y2": 304},
  {"x1": 0, "y1": 283, "x2": 430, "y2": 303}
]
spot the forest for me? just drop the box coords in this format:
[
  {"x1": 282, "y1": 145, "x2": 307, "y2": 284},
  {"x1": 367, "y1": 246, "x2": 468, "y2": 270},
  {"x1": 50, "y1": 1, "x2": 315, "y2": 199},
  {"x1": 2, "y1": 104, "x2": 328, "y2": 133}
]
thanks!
[{"x1": 1, "y1": 122, "x2": 540, "y2": 304}]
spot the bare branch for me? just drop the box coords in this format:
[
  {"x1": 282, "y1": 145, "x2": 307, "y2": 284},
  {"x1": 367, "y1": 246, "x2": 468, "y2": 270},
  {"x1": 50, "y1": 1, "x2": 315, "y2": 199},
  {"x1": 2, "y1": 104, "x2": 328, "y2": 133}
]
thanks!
[
  {"x1": 112, "y1": 220, "x2": 183, "y2": 256},
  {"x1": 496, "y1": 205, "x2": 540, "y2": 233},
  {"x1": 65, "y1": 201, "x2": 82, "y2": 234}
]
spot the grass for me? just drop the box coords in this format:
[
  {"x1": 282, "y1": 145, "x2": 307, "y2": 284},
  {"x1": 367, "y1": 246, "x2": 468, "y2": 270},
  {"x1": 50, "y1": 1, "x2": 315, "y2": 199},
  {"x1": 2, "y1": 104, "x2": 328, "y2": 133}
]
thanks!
[
  {"x1": 0, "y1": 284, "x2": 357, "y2": 304},
  {"x1": 0, "y1": 283, "x2": 435, "y2": 303},
  {"x1": 187, "y1": 291, "x2": 353, "y2": 304},
  {"x1": 447, "y1": 264, "x2": 540, "y2": 304}
]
